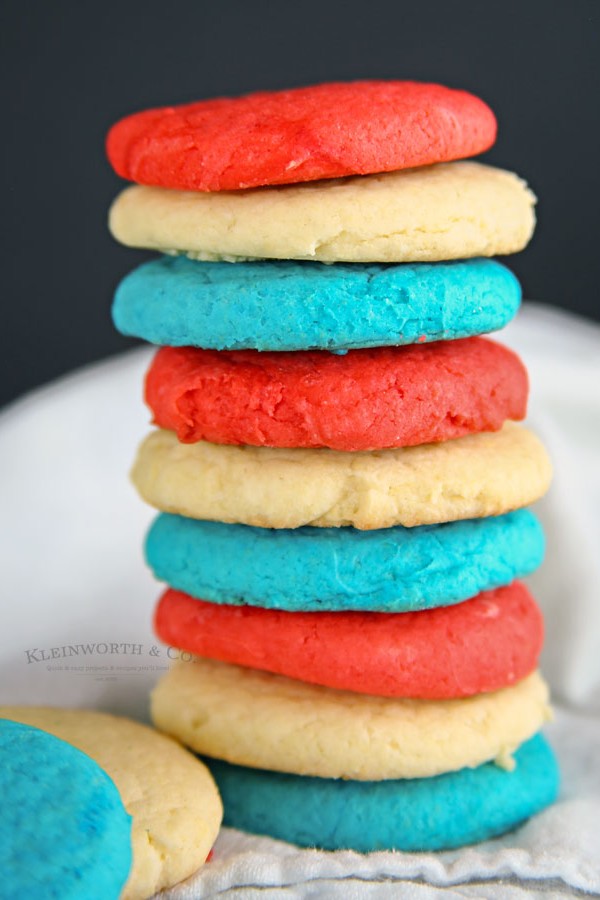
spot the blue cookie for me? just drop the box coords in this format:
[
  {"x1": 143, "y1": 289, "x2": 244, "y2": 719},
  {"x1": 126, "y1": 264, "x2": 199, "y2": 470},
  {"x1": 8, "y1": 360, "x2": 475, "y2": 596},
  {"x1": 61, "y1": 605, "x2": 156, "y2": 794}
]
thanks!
[
  {"x1": 205, "y1": 733, "x2": 558, "y2": 852},
  {"x1": 0, "y1": 719, "x2": 131, "y2": 899},
  {"x1": 146, "y1": 509, "x2": 544, "y2": 612},
  {"x1": 113, "y1": 256, "x2": 521, "y2": 351}
]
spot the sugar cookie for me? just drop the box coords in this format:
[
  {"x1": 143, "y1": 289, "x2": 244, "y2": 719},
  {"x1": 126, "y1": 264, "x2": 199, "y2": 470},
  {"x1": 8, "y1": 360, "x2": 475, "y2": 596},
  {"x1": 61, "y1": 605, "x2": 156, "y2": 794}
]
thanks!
[
  {"x1": 109, "y1": 162, "x2": 536, "y2": 263},
  {"x1": 146, "y1": 509, "x2": 544, "y2": 612},
  {"x1": 132, "y1": 423, "x2": 552, "y2": 529},
  {"x1": 0, "y1": 708, "x2": 222, "y2": 900},
  {"x1": 151, "y1": 661, "x2": 551, "y2": 780},
  {"x1": 156, "y1": 582, "x2": 543, "y2": 698},
  {"x1": 113, "y1": 256, "x2": 521, "y2": 351},
  {"x1": 145, "y1": 338, "x2": 527, "y2": 450},
  {"x1": 107, "y1": 81, "x2": 496, "y2": 191},
  {"x1": 207, "y1": 733, "x2": 558, "y2": 851},
  {"x1": 112, "y1": 256, "x2": 521, "y2": 351},
  {"x1": 0, "y1": 719, "x2": 131, "y2": 900}
]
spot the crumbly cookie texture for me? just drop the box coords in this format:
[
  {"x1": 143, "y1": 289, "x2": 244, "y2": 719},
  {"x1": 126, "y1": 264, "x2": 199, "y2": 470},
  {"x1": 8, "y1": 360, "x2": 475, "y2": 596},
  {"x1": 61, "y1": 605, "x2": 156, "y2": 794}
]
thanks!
[
  {"x1": 112, "y1": 256, "x2": 522, "y2": 352},
  {"x1": 109, "y1": 161, "x2": 536, "y2": 263},
  {"x1": 131, "y1": 422, "x2": 552, "y2": 530},
  {"x1": 151, "y1": 660, "x2": 551, "y2": 780},
  {"x1": 0, "y1": 707, "x2": 222, "y2": 900},
  {"x1": 144, "y1": 338, "x2": 528, "y2": 451},
  {"x1": 106, "y1": 81, "x2": 497, "y2": 191}
]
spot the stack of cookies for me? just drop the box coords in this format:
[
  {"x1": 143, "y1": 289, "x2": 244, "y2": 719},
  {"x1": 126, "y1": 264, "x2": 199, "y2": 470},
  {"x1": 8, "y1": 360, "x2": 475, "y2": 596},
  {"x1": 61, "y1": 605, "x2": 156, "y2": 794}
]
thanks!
[{"x1": 107, "y1": 81, "x2": 559, "y2": 852}]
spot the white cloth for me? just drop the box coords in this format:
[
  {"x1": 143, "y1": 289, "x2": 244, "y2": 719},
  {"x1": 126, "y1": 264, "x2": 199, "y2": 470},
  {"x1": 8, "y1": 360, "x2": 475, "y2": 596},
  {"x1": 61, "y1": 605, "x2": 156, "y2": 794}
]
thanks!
[{"x1": 1, "y1": 303, "x2": 599, "y2": 897}]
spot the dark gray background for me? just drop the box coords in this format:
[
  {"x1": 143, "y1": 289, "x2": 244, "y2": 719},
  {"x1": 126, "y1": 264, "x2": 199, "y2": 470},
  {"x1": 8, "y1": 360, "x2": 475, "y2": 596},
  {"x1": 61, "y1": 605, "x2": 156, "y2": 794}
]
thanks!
[{"x1": 1, "y1": 0, "x2": 598, "y2": 409}]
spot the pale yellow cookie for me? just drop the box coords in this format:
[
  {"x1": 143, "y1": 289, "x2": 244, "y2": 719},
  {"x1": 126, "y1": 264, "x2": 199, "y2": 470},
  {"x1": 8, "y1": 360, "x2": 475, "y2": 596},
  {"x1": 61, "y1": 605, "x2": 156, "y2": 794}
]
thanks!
[
  {"x1": 151, "y1": 659, "x2": 551, "y2": 780},
  {"x1": 131, "y1": 422, "x2": 552, "y2": 530},
  {"x1": 0, "y1": 707, "x2": 222, "y2": 900},
  {"x1": 109, "y1": 161, "x2": 536, "y2": 263}
]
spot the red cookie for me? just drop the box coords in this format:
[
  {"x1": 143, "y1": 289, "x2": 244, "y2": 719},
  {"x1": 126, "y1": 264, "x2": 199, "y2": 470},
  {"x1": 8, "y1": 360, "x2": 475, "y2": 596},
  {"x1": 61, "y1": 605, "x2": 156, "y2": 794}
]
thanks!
[
  {"x1": 155, "y1": 583, "x2": 543, "y2": 699},
  {"x1": 145, "y1": 338, "x2": 528, "y2": 451},
  {"x1": 106, "y1": 81, "x2": 497, "y2": 192}
]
